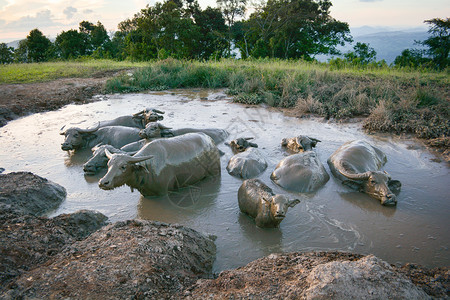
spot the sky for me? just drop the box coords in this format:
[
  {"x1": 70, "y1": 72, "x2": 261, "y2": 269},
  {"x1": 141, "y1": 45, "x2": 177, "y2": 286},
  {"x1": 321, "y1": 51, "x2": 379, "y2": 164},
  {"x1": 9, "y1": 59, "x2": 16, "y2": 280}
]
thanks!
[{"x1": 0, "y1": 0, "x2": 449, "y2": 43}]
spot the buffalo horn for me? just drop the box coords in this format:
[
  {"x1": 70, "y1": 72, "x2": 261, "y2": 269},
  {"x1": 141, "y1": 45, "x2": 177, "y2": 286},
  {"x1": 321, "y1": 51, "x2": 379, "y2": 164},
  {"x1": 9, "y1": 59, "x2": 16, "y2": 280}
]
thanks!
[
  {"x1": 104, "y1": 148, "x2": 114, "y2": 159},
  {"x1": 78, "y1": 122, "x2": 100, "y2": 133},
  {"x1": 127, "y1": 155, "x2": 154, "y2": 163},
  {"x1": 337, "y1": 162, "x2": 370, "y2": 180},
  {"x1": 244, "y1": 137, "x2": 254, "y2": 140},
  {"x1": 150, "y1": 108, "x2": 165, "y2": 114},
  {"x1": 133, "y1": 110, "x2": 145, "y2": 117}
]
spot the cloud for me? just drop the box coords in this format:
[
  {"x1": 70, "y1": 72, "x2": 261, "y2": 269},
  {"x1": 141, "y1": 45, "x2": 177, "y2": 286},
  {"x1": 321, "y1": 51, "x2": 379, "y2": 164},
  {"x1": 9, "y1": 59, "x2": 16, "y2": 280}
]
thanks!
[
  {"x1": 2, "y1": 10, "x2": 63, "y2": 31},
  {"x1": 63, "y1": 6, "x2": 77, "y2": 19},
  {"x1": 360, "y1": 0, "x2": 383, "y2": 2},
  {"x1": 83, "y1": 9, "x2": 94, "y2": 14}
]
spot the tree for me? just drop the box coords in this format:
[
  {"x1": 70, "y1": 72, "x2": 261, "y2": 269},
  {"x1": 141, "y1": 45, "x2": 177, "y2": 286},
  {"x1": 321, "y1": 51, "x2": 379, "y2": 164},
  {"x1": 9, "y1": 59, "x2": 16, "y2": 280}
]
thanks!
[
  {"x1": 79, "y1": 20, "x2": 110, "y2": 53},
  {"x1": 394, "y1": 49, "x2": 429, "y2": 68},
  {"x1": 0, "y1": 43, "x2": 14, "y2": 64},
  {"x1": 193, "y1": 7, "x2": 228, "y2": 59},
  {"x1": 344, "y1": 42, "x2": 377, "y2": 65},
  {"x1": 216, "y1": 0, "x2": 247, "y2": 56},
  {"x1": 55, "y1": 29, "x2": 89, "y2": 59},
  {"x1": 26, "y1": 29, "x2": 52, "y2": 62},
  {"x1": 235, "y1": 0, "x2": 351, "y2": 59},
  {"x1": 421, "y1": 18, "x2": 449, "y2": 69}
]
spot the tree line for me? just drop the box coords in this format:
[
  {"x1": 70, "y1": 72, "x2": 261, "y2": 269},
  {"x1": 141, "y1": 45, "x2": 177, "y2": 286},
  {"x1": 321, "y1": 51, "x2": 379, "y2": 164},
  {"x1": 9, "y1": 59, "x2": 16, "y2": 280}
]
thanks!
[{"x1": 0, "y1": 0, "x2": 448, "y2": 69}]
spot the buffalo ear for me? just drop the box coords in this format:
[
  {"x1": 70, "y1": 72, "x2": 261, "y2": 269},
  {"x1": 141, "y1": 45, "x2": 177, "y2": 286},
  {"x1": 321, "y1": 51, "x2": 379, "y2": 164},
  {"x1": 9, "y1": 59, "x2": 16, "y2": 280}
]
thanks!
[
  {"x1": 288, "y1": 199, "x2": 301, "y2": 207},
  {"x1": 342, "y1": 180, "x2": 362, "y2": 191},
  {"x1": 249, "y1": 142, "x2": 258, "y2": 148},
  {"x1": 388, "y1": 180, "x2": 402, "y2": 194}
]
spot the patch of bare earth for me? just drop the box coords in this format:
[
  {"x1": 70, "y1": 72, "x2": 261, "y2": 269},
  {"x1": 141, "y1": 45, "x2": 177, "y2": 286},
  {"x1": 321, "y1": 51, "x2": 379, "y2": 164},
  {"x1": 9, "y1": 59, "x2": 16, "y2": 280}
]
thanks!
[{"x1": 0, "y1": 76, "x2": 108, "y2": 127}]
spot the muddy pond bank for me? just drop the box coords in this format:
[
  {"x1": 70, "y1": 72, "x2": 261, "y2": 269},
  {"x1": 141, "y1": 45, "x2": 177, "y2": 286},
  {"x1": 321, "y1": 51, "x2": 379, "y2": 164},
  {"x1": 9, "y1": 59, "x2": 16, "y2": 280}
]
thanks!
[{"x1": 1, "y1": 172, "x2": 448, "y2": 299}]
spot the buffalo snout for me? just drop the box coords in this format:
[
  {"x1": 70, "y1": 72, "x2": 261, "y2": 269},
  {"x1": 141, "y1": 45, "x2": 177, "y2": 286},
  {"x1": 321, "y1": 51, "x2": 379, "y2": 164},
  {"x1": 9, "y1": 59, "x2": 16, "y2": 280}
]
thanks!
[
  {"x1": 61, "y1": 143, "x2": 72, "y2": 151},
  {"x1": 381, "y1": 193, "x2": 397, "y2": 206},
  {"x1": 99, "y1": 178, "x2": 113, "y2": 190}
]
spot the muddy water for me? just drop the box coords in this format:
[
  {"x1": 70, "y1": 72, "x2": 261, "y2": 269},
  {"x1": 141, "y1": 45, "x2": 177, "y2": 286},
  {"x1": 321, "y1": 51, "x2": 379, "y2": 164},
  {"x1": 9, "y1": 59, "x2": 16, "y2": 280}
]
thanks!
[{"x1": 0, "y1": 89, "x2": 448, "y2": 271}]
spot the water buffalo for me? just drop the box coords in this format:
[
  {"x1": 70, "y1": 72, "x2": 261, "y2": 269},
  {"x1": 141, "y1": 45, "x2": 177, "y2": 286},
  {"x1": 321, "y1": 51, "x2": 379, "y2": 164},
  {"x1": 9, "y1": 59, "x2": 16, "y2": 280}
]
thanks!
[
  {"x1": 83, "y1": 145, "x2": 138, "y2": 175},
  {"x1": 281, "y1": 136, "x2": 320, "y2": 153},
  {"x1": 85, "y1": 109, "x2": 165, "y2": 129},
  {"x1": 327, "y1": 140, "x2": 401, "y2": 206},
  {"x1": 226, "y1": 137, "x2": 258, "y2": 154},
  {"x1": 98, "y1": 133, "x2": 221, "y2": 196},
  {"x1": 271, "y1": 151, "x2": 329, "y2": 193},
  {"x1": 238, "y1": 179, "x2": 300, "y2": 228},
  {"x1": 226, "y1": 148, "x2": 267, "y2": 179},
  {"x1": 139, "y1": 122, "x2": 229, "y2": 144},
  {"x1": 60, "y1": 125, "x2": 142, "y2": 151}
]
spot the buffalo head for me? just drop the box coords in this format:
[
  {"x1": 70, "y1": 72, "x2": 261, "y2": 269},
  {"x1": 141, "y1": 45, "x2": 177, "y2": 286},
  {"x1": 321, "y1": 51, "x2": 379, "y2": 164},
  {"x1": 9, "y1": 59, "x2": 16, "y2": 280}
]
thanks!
[
  {"x1": 98, "y1": 149, "x2": 153, "y2": 190},
  {"x1": 133, "y1": 108, "x2": 165, "y2": 126},
  {"x1": 227, "y1": 137, "x2": 258, "y2": 153},
  {"x1": 60, "y1": 123, "x2": 100, "y2": 151},
  {"x1": 139, "y1": 123, "x2": 173, "y2": 139},
  {"x1": 281, "y1": 135, "x2": 320, "y2": 152},
  {"x1": 83, "y1": 144, "x2": 137, "y2": 175},
  {"x1": 267, "y1": 195, "x2": 300, "y2": 221},
  {"x1": 340, "y1": 169, "x2": 401, "y2": 206}
]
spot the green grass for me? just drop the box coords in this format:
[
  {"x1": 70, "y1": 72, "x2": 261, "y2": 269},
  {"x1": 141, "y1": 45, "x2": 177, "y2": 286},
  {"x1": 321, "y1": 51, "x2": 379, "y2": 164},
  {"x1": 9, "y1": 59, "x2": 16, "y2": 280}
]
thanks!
[
  {"x1": 0, "y1": 59, "x2": 148, "y2": 84},
  {"x1": 105, "y1": 58, "x2": 449, "y2": 139},
  {"x1": 1, "y1": 58, "x2": 448, "y2": 140}
]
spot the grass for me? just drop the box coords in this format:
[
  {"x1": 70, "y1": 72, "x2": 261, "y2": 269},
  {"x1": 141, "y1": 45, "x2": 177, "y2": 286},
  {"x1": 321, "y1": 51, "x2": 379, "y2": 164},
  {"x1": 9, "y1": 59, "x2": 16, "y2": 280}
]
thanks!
[
  {"x1": 1, "y1": 58, "x2": 448, "y2": 140},
  {"x1": 104, "y1": 58, "x2": 449, "y2": 139},
  {"x1": 0, "y1": 59, "x2": 148, "y2": 84}
]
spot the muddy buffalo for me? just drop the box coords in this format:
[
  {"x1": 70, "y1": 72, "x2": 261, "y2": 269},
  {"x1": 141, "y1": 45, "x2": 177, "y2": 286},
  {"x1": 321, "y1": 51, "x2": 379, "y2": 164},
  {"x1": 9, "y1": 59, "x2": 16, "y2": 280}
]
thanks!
[
  {"x1": 271, "y1": 151, "x2": 329, "y2": 193},
  {"x1": 327, "y1": 140, "x2": 401, "y2": 206},
  {"x1": 226, "y1": 137, "x2": 258, "y2": 154},
  {"x1": 281, "y1": 136, "x2": 320, "y2": 153},
  {"x1": 98, "y1": 133, "x2": 221, "y2": 196},
  {"x1": 139, "y1": 123, "x2": 228, "y2": 145},
  {"x1": 226, "y1": 147, "x2": 267, "y2": 179},
  {"x1": 238, "y1": 179, "x2": 300, "y2": 228},
  {"x1": 60, "y1": 125, "x2": 142, "y2": 151},
  {"x1": 83, "y1": 145, "x2": 138, "y2": 175}
]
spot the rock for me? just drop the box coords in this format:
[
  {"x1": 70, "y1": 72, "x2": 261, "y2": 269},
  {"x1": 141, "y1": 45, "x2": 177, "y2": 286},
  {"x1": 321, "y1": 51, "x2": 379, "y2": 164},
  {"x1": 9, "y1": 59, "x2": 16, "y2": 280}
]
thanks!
[
  {"x1": 0, "y1": 208, "x2": 107, "y2": 291},
  {"x1": 185, "y1": 251, "x2": 435, "y2": 299},
  {"x1": 2, "y1": 220, "x2": 216, "y2": 299},
  {"x1": 0, "y1": 172, "x2": 66, "y2": 216},
  {"x1": 303, "y1": 255, "x2": 429, "y2": 299}
]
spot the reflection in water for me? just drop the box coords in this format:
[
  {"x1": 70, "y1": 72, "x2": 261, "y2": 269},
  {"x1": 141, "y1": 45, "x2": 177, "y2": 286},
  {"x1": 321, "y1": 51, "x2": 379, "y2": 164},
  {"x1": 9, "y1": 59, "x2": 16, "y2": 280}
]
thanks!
[
  {"x1": 339, "y1": 192, "x2": 397, "y2": 218},
  {"x1": 238, "y1": 213, "x2": 283, "y2": 255},
  {"x1": 64, "y1": 149, "x2": 93, "y2": 167},
  {"x1": 0, "y1": 89, "x2": 448, "y2": 270},
  {"x1": 137, "y1": 175, "x2": 221, "y2": 221}
]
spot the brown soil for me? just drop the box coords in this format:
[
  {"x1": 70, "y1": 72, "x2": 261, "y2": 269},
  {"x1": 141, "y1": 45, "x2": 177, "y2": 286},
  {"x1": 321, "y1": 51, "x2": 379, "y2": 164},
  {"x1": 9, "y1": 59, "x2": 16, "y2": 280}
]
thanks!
[{"x1": 0, "y1": 76, "x2": 108, "y2": 127}]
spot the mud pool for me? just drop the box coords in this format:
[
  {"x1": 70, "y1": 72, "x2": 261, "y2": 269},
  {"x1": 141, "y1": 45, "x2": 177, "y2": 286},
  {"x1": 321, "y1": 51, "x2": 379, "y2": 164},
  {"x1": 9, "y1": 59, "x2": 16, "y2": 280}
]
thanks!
[{"x1": 0, "y1": 89, "x2": 448, "y2": 272}]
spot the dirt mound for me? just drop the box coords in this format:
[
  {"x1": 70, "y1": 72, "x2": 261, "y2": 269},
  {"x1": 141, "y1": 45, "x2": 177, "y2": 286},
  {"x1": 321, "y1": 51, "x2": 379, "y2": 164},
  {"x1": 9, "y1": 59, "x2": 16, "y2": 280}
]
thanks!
[
  {"x1": 0, "y1": 77, "x2": 107, "y2": 127},
  {"x1": 0, "y1": 171, "x2": 66, "y2": 216},
  {"x1": 185, "y1": 251, "x2": 448, "y2": 299},
  {"x1": 3, "y1": 219, "x2": 216, "y2": 299},
  {"x1": 0, "y1": 208, "x2": 107, "y2": 290}
]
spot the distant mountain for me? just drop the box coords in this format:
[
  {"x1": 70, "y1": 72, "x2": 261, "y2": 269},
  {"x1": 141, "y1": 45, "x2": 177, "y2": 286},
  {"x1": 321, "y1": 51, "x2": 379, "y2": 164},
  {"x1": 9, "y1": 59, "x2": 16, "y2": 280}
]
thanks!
[
  {"x1": 6, "y1": 40, "x2": 22, "y2": 49},
  {"x1": 316, "y1": 27, "x2": 429, "y2": 64}
]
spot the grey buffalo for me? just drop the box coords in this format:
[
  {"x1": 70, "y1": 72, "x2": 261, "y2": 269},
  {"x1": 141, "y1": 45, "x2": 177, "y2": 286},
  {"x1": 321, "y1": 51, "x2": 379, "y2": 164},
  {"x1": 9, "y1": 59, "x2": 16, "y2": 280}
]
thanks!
[
  {"x1": 271, "y1": 151, "x2": 329, "y2": 193},
  {"x1": 83, "y1": 145, "x2": 138, "y2": 175},
  {"x1": 226, "y1": 148, "x2": 267, "y2": 179},
  {"x1": 238, "y1": 179, "x2": 300, "y2": 228},
  {"x1": 281, "y1": 136, "x2": 320, "y2": 153},
  {"x1": 60, "y1": 125, "x2": 142, "y2": 151},
  {"x1": 90, "y1": 108, "x2": 165, "y2": 129},
  {"x1": 226, "y1": 137, "x2": 258, "y2": 154},
  {"x1": 327, "y1": 140, "x2": 401, "y2": 206},
  {"x1": 139, "y1": 122, "x2": 229, "y2": 144},
  {"x1": 98, "y1": 133, "x2": 221, "y2": 196}
]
